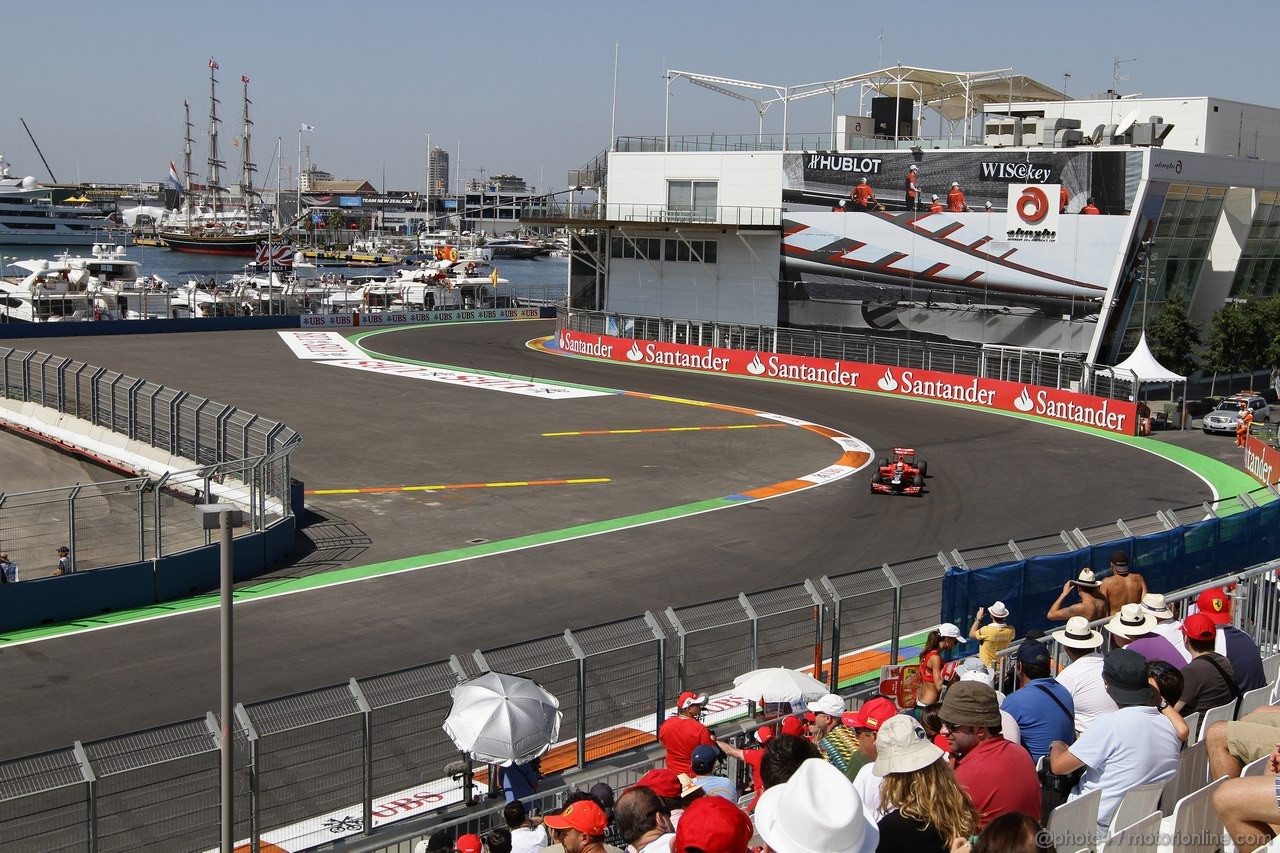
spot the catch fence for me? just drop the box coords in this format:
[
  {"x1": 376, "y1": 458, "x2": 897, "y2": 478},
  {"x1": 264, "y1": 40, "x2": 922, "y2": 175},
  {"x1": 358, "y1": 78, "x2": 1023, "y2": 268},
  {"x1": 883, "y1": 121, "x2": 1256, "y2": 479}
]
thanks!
[
  {"x1": 0, "y1": 345, "x2": 299, "y2": 582},
  {"x1": 3, "y1": 477, "x2": 1277, "y2": 851}
]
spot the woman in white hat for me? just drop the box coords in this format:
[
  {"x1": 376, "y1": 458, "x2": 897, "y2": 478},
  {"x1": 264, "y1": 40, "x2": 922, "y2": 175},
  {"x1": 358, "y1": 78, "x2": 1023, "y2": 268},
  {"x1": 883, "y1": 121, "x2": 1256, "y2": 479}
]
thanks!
[
  {"x1": 918, "y1": 624, "x2": 963, "y2": 706},
  {"x1": 873, "y1": 715, "x2": 977, "y2": 852}
]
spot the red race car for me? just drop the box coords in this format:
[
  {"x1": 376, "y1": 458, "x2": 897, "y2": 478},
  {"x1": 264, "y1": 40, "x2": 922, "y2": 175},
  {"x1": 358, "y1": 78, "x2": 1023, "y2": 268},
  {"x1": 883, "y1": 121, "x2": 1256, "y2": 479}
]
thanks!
[{"x1": 870, "y1": 447, "x2": 928, "y2": 496}]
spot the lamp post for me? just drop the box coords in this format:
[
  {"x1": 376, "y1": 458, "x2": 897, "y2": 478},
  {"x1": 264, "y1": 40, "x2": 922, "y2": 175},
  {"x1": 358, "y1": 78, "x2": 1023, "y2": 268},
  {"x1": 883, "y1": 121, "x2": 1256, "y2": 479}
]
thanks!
[{"x1": 197, "y1": 503, "x2": 245, "y2": 853}]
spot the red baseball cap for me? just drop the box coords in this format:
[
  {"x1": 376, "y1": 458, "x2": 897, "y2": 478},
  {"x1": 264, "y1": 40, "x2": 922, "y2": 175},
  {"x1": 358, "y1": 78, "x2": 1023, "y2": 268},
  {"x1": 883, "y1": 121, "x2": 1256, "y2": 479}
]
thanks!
[
  {"x1": 753, "y1": 726, "x2": 774, "y2": 745},
  {"x1": 1182, "y1": 612, "x2": 1217, "y2": 641},
  {"x1": 544, "y1": 799, "x2": 608, "y2": 836},
  {"x1": 678, "y1": 691, "x2": 708, "y2": 709},
  {"x1": 631, "y1": 768, "x2": 682, "y2": 799},
  {"x1": 843, "y1": 697, "x2": 898, "y2": 732},
  {"x1": 779, "y1": 715, "x2": 806, "y2": 737},
  {"x1": 1196, "y1": 588, "x2": 1232, "y2": 625},
  {"x1": 673, "y1": 794, "x2": 754, "y2": 853},
  {"x1": 456, "y1": 834, "x2": 483, "y2": 853}
]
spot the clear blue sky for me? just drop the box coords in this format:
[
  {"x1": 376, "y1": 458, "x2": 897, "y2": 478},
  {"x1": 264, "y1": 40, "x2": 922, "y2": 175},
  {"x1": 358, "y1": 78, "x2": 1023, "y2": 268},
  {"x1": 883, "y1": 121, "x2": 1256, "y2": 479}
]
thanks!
[{"x1": 7, "y1": 0, "x2": 1276, "y2": 194}]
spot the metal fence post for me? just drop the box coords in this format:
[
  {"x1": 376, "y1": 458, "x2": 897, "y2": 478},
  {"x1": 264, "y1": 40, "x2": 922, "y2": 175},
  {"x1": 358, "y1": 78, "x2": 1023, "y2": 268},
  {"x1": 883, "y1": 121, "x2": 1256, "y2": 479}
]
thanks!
[
  {"x1": 738, "y1": 593, "x2": 760, "y2": 672},
  {"x1": 802, "y1": 580, "x2": 828, "y2": 685},
  {"x1": 88, "y1": 367, "x2": 106, "y2": 425},
  {"x1": 67, "y1": 484, "x2": 80, "y2": 564},
  {"x1": 644, "y1": 611, "x2": 668, "y2": 740},
  {"x1": 883, "y1": 564, "x2": 904, "y2": 665},
  {"x1": 565, "y1": 629, "x2": 588, "y2": 769},
  {"x1": 348, "y1": 678, "x2": 375, "y2": 837},
  {"x1": 72, "y1": 740, "x2": 98, "y2": 853},
  {"x1": 820, "y1": 577, "x2": 843, "y2": 690},
  {"x1": 665, "y1": 607, "x2": 688, "y2": 697},
  {"x1": 168, "y1": 389, "x2": 188, "y2": 455},
  {"x1": 234, "y1": 704, "x2": 261, "y2": 853},
  {"x1": 127, "y1": 378, "x2": 143, "y2": 439},
  {"x1": 154, "y1": 473, "x2": 170, "y2": 557}
]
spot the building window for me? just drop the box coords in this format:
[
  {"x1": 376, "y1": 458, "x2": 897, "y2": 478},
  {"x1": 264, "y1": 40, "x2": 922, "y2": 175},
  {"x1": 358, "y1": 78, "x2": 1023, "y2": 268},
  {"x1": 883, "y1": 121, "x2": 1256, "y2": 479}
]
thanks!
[
  {"x1": 1146, "y1": 184, "x2": 1225, "y2": 305},
  {"x1": 667, "y1": 180, "x2": 718, "y2": 221},
  {"x1": 663, "y1": 238, "x2": 718, "y2": 263},
  {"x1": 1231, "y1": 190, "x2": 1280, "y2": 299},
  {"x1": 610, "y1": 236, "x2": 662, "y2": 260}
]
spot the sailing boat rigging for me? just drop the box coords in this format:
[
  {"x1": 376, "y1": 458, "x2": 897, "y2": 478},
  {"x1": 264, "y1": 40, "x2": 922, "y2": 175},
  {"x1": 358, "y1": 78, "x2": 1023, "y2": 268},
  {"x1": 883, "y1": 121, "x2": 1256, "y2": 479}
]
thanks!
[{"x1": 159, "y1": 59, "x2": 275, "y2": 255}]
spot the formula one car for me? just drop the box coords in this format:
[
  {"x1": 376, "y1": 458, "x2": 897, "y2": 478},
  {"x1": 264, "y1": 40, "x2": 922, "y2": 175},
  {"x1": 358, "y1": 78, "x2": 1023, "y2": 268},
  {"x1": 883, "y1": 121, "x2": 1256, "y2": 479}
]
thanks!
[{"x1": 870, "y1": 447, "x2": 928, "y2": 496}]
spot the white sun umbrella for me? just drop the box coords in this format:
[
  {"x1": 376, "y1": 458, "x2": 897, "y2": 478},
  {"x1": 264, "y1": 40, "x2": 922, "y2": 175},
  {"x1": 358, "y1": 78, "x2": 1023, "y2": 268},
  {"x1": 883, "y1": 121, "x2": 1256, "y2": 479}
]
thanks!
[
  {"x1": 732, "y1": 667, "x2": 830, "y2": 703},
  {"x1": 443, "y1": 671, "x2": 562, "y2": 764}
]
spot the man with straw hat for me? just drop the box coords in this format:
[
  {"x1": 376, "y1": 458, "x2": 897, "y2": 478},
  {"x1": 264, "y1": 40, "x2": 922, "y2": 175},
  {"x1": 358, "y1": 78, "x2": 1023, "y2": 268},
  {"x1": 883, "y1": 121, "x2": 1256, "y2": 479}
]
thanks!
[
  {"x1": 1105, "y1": 603, "x2": 1184, "y2": 668},
  {"x1": 1051, "y1": 616, "x2": 1116, "y2": 734},
  {"x1": 1046, "y1": 568, "x2": 1108, "y2": 622},
  {"x1": 968, "y1": 600, "x2": 1014, "y2": 669}
]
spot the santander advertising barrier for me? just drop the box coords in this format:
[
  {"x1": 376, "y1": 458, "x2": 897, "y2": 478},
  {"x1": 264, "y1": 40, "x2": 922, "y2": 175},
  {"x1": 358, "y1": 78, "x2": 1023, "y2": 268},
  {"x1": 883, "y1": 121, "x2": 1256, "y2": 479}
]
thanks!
[
  {"x1": 557, "y1": 330, "x2": 1138, "y2": 435},
  {"x1": 1244, "y1": 434, "x2": 1280, "y2": 486}
]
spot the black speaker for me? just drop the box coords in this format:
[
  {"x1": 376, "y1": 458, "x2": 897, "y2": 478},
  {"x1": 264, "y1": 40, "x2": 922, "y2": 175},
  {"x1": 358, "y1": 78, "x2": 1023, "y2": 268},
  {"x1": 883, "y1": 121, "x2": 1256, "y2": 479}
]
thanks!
[{"x1": 871, "y1": 96, "x2": 914, "y2": 137}]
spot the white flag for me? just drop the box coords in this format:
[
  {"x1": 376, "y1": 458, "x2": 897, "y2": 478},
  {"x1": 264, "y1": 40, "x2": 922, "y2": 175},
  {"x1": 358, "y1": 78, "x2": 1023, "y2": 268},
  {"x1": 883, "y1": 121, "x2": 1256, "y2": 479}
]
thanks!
[{"x1": 301, "y1": 123, "x2": 316, "y2": 133}]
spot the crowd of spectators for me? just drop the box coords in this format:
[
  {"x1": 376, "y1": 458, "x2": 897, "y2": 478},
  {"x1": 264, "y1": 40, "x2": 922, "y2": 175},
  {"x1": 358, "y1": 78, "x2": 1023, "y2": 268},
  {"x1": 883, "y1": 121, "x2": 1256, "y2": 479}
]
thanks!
[{"x1": 420, "y1": 573, "x2": 1278, "y2": 852}]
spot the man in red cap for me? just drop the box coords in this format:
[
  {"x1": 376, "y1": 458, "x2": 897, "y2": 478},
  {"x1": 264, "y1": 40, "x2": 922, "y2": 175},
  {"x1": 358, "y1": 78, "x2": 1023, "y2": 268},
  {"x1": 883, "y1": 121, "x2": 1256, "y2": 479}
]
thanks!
[
  {"x1": 672, "y1": 795, "x2": 753, "y2": 853},
  {"x1": 455, "y1": 834, "x2": 484, "y2": 853},
  {"x1": 659, "y1": 691, "x2": 714, "y2": 775},
  {"x1": 1195, "y1": 587, "x2": 1265, "y2": 693},
  {"x1": 544, "y1": 799, "x2": 610, "y2": 853},
  {"x1": 846, "y1": 698, "x2": 899, "y2": 829},
  {"x1": 1176, "y1": 613, "x2": 1238, "y2": 716}
]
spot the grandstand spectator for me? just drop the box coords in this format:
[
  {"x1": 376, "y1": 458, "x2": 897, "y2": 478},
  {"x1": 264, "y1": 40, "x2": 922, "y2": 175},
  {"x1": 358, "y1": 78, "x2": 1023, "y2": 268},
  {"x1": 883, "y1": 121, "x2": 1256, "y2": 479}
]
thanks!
[
  {"x1": 487, "y1": 827, "x2": 514, "y2": 853},
  {"x1": 585, "y1": 783, "x2": 625, "y2": 851},
  {"x1": 1212, "y1": 741, "x2": 1280, "y2": 853},
  {"x1": 504, "y1": 800, "x2": 549, "y2": 852},
  {"x1": 1105, "y1": 603, "x2": 1185, "y2": 668},
  {"x1": 940, "y1": 680, "x2": 1041, "y2": 829},
  {"x1": 956, "y1": 661, "x2": 1022, "y2": 745},
  {"x1": 759, "y1": 733, "x2": 820, "y2": 788},
  {"x1": 873, "y1": 715, "x2": 978, "y2": 852},
  {"x1": 1177, "y1": 613, "x2": 1238, "y2": 716},
  {"x1": 1145, "y1": 660, "x2": 1191, "y2": 743},
  {"x1": 754, "y1": 757, "x2": 877, "y2": 853},
  {"x1": 715, "y1": 726, "x2": 771, "y2": 810},
  {"x1": 1050, "y1": 617, "x2": 1117, "y2": 734},
  {"x1": 968, "y1": 602, "x2": 1015, "y2": 669},
  {"x1": 615, "y1": 785, "x2": 675, "y2": 853},
  {"x1": 672, "y1": 794, "x2": 754, "y2": 853},
  {"x1": 1140, "y1": 593, "x2": 1191, "y2": 663},
  {"x1": 659, "y1": 692, "x2": 715, "y2": 775},
  {"x1": 688, "y1": 745, "x2": 737, "y2": 801},
  {"x1": 847, "y1": 699, "x2": 899, "y2": 832},
  {"x1": 972, "y1": 811, "x2": 1054, "y2": 853},
  {"x1": 500, "y1": 758, "x2": 541, "y2": 804},
  {"x1": 918, "y1": 624, "x2": 963, "y2": 706},
  {"x1": 999, "y1": 640, "x2": 1075, "y2": 764},
  {"x1": 1048, "y1": 648, "x2": 1181, "y2": 837},
  {"x1": 543, "y1": 800, "x2": 610, "y2": 853},
  {"x1": 1098, "y1": 551, "x2": 1146, "y2": 614},
  {"x1": 543, "y1": 791, "x2": 625, "y2": 853},
  {"x1": 1046, "y1": 569, "x2": 1108, "y2": 622},
  {"x1": 778, "y1": 714, "x2": 807, "y2": 739},
  {"x1": 457, "y1": 834, "x2": 484, "y2": 853},
  {"x1": 804, "y1": 693, "x2": 861, "y2": 780},
  {"x1": 1207, "y1": 707, "x2": 1280, "y2": 780},
  {"x1": 419, "y1": 831, "x2": 455, "y2": 853},
  {"x1": 1195, "y1": 587, "x2": 1266, "y2": 693}
]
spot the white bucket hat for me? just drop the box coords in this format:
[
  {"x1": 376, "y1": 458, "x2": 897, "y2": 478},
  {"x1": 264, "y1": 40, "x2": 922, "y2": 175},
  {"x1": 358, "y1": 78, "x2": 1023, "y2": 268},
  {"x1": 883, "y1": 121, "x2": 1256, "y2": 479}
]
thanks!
[
  {"x1": 1106, "y1": 602, "x2": 1157, "y2": 638},
  {"x1": 988, "y1": 601, "x2": 1009, "y2": 620},
  {"x1": 873, "y1": 714, "x2": 944, "y2": 776},
  {"x1": 1051, "y1": 616, "x2": 1104, "y2": 649},
  {"x1": 754, "y1": 758, "x2": 873, "y2": 853},
  {"x1": 1141, "y1": 592, "x2": 1174, "y2": 620}
]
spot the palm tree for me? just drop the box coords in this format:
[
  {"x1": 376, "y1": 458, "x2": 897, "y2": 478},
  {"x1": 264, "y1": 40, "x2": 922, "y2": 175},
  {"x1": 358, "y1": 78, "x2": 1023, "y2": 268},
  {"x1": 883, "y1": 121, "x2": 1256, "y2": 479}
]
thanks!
[{"x1": 325, "y1": 210, "x2": 344, "y2": 246}]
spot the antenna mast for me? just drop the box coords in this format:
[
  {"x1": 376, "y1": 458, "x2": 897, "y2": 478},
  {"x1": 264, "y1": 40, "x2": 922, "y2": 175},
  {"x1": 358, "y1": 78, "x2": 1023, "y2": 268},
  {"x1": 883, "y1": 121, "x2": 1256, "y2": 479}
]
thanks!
[{"x1": 240, "y1": 74, "x2": 257, "y2": 206}]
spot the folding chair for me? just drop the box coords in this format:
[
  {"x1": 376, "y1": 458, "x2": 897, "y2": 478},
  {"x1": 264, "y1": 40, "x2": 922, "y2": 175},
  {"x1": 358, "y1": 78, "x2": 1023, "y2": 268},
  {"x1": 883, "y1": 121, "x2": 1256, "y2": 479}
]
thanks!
[
  {"x1": 1180, "y1": 711, "x2": 1200, "y2": 745},
  {"x1": 1263, "y1": 652, "x2": 1280, "y2": 686},
  {"x1": 1103, "y1": 810, "x2": 1161, "y2": 853},
  {"x1": 1238, "y1": 684, "x2": 1272, "y2": 719},
  {"x1": 1159, "y1": 739, "x2": 1208, "y2": 815},
  {"x1": 1162, "y1": 776, "x2": 1225, "y2": 853},
  {"x1": 1192, "y1": 700, "x2": 1237, "y2": 745},
  {"x1": 1242, "y1": 753, "x2": 1272, "y2": 777},
  {"x1": 1104, "y1": 781, "x2": 1165, "y2": 843},
  {"x1": 1045, "y1": 787, "x2": 1101, "y2": 853}
]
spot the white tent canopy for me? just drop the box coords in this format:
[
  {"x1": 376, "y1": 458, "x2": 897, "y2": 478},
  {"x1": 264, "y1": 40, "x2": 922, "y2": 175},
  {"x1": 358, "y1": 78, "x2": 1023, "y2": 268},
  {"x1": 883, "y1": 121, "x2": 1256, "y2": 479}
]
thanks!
[{"x1": 1114, "y1": 333, "x2": 1186, "y2": 384}]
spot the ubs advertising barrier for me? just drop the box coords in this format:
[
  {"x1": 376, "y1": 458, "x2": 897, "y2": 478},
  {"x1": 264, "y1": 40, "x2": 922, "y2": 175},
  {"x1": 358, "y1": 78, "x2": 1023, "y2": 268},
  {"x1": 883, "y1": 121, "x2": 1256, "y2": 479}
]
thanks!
[
  {"x1": 1244, "y1": 433, "x2": 1280, "y2": 486},
  {"x1": 301, "y1": 306, "x2": 544, "y2": 328},
  {"x1": 556, "y1": 329, "x2": 1138, "y2": 435}
]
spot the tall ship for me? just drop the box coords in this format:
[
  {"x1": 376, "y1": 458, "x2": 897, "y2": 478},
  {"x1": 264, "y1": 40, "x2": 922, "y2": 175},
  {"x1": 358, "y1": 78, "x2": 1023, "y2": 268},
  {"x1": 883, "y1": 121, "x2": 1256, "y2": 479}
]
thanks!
[
  {"x1": 158, "y1": 60, "x2": 274, "y2": 255},
  {"x1": 0, "y1": 154, "x2": 118, "y2": 247}
]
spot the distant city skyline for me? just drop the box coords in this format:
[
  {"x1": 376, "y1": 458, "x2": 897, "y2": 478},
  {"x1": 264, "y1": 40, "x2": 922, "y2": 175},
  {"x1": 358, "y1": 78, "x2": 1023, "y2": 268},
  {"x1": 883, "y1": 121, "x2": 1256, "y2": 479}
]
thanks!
[{"x1": 7, "y1": 0, "x2": 1276, "y2": 194}]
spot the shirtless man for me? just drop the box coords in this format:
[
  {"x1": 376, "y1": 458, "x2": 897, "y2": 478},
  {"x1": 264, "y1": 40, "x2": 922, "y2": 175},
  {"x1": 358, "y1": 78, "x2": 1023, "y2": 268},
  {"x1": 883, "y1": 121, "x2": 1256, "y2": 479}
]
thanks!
[
  {"x1": 1098, "y1": 550, "x2": 1146, "y2": 615},
  {"x1": 1047, "y1": 568, "x2": 1109, "y2": 622}
]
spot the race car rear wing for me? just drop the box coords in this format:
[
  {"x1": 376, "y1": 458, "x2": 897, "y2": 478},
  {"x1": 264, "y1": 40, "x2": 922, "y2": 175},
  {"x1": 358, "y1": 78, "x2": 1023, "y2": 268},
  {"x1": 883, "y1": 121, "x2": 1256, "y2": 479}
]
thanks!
[{"x1": 892, "y1": 447, "x2": 916, "y2": 456}]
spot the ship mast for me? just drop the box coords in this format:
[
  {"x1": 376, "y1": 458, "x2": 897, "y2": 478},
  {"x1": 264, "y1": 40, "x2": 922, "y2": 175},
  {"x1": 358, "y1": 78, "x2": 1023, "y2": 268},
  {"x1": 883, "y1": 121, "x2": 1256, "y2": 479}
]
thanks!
[
  {"x1": 206, "y1": 58, "x2": 226, "y2": 223},
  {"x1": 183, "y1": 99, "x2": 197, "y2": 231},
  {"x1": 240, "y1": 74, "x2": 256, "y2": 211}
]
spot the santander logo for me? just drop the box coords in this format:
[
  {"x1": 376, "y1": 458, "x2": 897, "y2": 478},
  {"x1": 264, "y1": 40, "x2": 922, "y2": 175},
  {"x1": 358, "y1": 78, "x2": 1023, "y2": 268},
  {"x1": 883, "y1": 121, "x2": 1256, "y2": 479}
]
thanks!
[
  {"x1": 1014, "y1": 388, "x2": 1035, "y2": 412},
  {"x1": 747, "y1": 355, "x2": 766, "y2": 375},
  {"x1": 878, "y1": 369, "x2": 899, "y2": 391},
  {"x1": 626, "y1": 343, "x2": 644, "y2": 362}
]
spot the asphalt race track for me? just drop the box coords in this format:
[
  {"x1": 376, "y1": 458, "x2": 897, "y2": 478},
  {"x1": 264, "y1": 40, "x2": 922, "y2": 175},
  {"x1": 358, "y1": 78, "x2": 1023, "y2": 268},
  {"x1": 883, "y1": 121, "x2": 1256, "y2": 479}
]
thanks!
[{"x1": 0, "y1": 320, "x2": 1215, "y2": 759}]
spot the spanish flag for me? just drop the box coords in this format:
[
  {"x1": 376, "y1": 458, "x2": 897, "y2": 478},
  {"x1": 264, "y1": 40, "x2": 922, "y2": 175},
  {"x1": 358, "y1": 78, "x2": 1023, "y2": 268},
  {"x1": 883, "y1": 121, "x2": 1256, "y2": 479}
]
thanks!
[{"x1": 490, "y1": 267, "x2": 499, "y2": 286}]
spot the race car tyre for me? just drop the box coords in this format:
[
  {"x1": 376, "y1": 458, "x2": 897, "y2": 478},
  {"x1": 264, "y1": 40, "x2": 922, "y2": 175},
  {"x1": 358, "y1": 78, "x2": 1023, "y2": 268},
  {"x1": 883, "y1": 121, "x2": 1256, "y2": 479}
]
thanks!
[
  {"x1": 913, "y1": 474, "x2": 924, "y2": 489},
  {"x1": 918, "y1": 460, "x2": 928, "y2": 478},
  {"x1": 876, "y1": 457, "x2": 887, "y2": 469}
]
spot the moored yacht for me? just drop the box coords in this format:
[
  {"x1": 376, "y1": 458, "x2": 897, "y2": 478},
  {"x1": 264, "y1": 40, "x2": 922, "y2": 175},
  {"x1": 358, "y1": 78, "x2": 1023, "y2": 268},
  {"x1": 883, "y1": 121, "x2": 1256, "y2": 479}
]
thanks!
[{"x1": 0, "y1": 154, "x2": 119, "y2": 247}]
